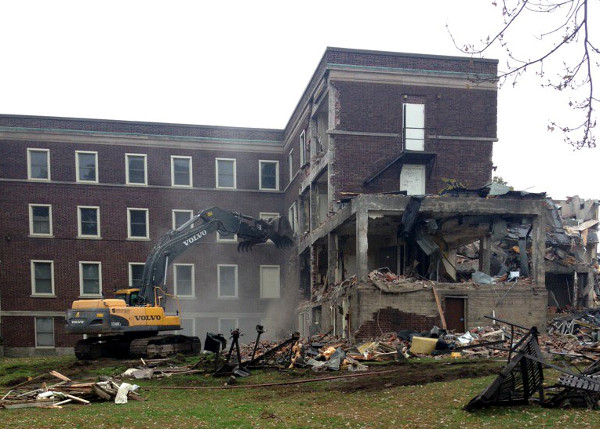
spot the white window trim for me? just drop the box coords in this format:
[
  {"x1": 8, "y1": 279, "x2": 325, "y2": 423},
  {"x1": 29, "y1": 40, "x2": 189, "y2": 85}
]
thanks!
[
  {"x1": 288, "y1": 149, "x2": 294, "y2": 183},
  {"x1": 259, "y1": 160, "x2": 279, "y2": 191},
  {"x1": 125, "y1": 153, "x2": 148, "y2": 186},
  {"x1": 288, "y1": 202, "x2": 298, "y2": 234},
  {"x1": 27, "y1": 148, "x2": 51, "y2": 181},
  {"x1": 181, "y1": 318, "x2": 196, "y2": 337},
  {"x1": 128, "y1": 262, "x2": 145, "y2": 288},
  {"x1": 172, "y1": 209, "x2": 194, "y2": 230},
  {"x1": 217, "y1": 264, "x2": 238, "y2": 298},
  {"x1": 30, "y1": 260, "x2": 55, "y2": 297},
  {"x1": 260, "y1": 265, "x2": 281, "y2": 299},
  {"x1": 403, "y1": 102, "x2": 426, "y2": 151},
  {"x1": 127, "y1": 208, "x2": 149, "y2": 240},
  {"x1": 77, "y1": 206, "x2": 101, "y2": 239},
  {"x1": 35, "y1": 317, "x2": 55, "y2": 349},
  {"x1": 174, "y1": 263, "x2": 195, "y2": 298},
  {"x1": 28, "y1": 203, "x2": 53, "y2": 237},
  {"x1": 299, "y1": 131, "x2": 306, "y2": 167},
  {"x1": 217, "y1": 231, "x2": 238, "y2": 242},
  {"x1": 171, "y1": 155, "x2": 193, "y2": 187},
  {"x1": 75, "y1": 150, "x2": 99, "y2": 183},
  {"x1": 79, "y1": 261, "x2": 103, "y2": 297},
  {"x1": 259, "y1": 213, "x2": 280, "y2": 245},
  {"x1": 218, "y1": 318, "x2": 239, "y2": 334},
  {"x1": 215, "y1": 158, "x2": 237, "y2": 189}
]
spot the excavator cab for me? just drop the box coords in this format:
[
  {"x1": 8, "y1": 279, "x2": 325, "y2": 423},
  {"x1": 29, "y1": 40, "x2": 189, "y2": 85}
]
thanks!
[{"x1": 114, "y1": 288, "x2": 141, "y2": 306}]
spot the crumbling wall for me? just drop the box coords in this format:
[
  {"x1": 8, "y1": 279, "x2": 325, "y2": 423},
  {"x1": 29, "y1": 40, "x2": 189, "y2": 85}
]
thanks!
[{"x1": 355, "y1": 307, "x2": 440, "y2": 340}]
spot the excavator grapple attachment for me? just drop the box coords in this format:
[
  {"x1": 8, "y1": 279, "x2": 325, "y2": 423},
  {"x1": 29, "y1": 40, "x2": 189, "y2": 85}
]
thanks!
[{"x1": 237, "y1": 215, "x2": 294, "y2": 251}]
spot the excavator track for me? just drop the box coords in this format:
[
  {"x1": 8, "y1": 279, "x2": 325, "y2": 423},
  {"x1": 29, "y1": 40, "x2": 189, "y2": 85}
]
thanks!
[
  {"x1": 74, "y1": 335, "x2": 201, "y2": 360},
  {"x1": 129, "y1": 335, "x2": 201, "y2": 358}
]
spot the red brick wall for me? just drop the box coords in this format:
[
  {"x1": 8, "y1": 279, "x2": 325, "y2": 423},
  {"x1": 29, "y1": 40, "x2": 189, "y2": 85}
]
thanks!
[{"x1": 355, "y1": 307, "x2": 441, "y2": 340}]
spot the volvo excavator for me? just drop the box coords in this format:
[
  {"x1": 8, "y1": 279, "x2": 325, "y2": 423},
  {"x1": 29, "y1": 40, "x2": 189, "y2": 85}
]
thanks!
[{"x1": 65, "y1": 207, "x2": 294, "y2": 360}]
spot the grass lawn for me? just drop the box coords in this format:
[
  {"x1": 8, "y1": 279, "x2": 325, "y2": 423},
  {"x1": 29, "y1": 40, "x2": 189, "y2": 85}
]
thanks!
[{"x1": 1, "y1": 356, "x2": 599, "y2": 428}]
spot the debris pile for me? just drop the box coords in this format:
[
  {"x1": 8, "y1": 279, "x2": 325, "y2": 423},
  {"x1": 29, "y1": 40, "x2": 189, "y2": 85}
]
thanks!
[{"x1": 0, "y1": 370, "x2": 142, "y2": 409}]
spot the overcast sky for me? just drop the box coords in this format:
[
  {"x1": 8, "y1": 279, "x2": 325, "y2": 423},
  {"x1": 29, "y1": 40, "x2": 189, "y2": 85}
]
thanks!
[{"x1": 1, "y1": 1, "x2": 598, "y2": 200}]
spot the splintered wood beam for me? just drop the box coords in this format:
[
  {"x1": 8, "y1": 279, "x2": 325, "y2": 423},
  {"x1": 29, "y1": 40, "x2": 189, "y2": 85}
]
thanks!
[{"x1": 432, "y1": 286, "x2": 447, "y2": 329}]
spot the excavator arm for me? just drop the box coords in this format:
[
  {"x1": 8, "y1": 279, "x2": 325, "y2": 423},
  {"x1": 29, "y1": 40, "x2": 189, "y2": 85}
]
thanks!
[{"x1": 138, "y1": 207, "x2": 293, "y2": 306}]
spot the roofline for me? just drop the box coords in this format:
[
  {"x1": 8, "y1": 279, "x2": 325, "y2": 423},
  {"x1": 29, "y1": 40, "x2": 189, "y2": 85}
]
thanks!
[
  {"x1": 325, "y1": 46, "x2": 499, "y2": 64},
  {"x1": 0, "y1": 113, "x2": 284, "y2": 134}
]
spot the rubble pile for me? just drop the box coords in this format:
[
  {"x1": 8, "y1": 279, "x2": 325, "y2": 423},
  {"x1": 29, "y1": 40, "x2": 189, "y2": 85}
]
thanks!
[
  {"x1": 540, "y1": 309, "x2": 600, "y2": 357},
  {"x1": 0, "y1": 371, "x2": 143, "y2": 409}
]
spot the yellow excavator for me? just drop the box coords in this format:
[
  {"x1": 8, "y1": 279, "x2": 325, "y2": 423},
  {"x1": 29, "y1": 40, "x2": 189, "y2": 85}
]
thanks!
[{"x1": 65, "y1": 207, "x2": 294, "y2": 359}]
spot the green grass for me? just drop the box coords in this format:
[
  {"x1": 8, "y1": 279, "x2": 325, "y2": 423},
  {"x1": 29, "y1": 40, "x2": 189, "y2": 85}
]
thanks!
[{"x1": 1, "y1": 356, "x2": 599, "y2": 428}]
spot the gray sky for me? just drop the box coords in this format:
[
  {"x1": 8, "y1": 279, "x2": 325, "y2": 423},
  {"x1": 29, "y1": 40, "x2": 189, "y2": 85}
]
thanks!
[{"x1": 1, "y1": 0, "x2": 598, "y2": 200}]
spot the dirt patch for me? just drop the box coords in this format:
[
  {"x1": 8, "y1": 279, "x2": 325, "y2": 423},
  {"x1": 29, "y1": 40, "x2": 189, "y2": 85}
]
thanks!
[{"x1": 328, "y1": 360, "x2": 502, "y2": 393}]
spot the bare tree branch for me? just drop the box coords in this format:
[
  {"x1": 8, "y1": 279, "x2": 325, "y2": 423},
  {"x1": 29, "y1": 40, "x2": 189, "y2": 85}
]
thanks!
[{"x1": 449, "y1": 0, "x2": 597, "y2": 149}]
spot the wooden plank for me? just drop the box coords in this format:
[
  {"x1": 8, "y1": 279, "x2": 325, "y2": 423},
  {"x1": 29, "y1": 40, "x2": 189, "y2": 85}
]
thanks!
[
  {"x1": 49, "y1": 370, "x2": 71, "y2": 382},
  {"x1": 64, "y1": 394, "x2": 90, "y2": 405},
  {"x1": 432, "y1": 286, "x2": 447, "y2": 330}
]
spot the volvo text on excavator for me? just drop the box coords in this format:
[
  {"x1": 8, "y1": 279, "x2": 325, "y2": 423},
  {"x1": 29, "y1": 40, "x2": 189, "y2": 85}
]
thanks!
[{"x1": 65, "y1": 207, "x2": 294, "y2": 360}]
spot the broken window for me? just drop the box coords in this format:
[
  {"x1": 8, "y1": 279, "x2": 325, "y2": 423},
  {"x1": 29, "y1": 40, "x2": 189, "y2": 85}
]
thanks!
[{"x1": 299, "y1": 131, "x2": 306, "y2": 167}]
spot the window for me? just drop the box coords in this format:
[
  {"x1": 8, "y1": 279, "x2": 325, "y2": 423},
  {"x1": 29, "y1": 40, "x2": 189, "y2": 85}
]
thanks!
[
  {"x1": 126, "y1": 153, "x2": 147, "y2": 185},
  {"x1": 260, "y1": 265, "x2": 280, "y2": 299},
  {"x1": 218, "y1": 264, "x2": 238, "y2": 298},
  {"x1": 172, "y1": 210, "x2": 194, "y2": 229},
  {"x1": 181, "y1": 318, "x2": 195, "y2": 337},
  {"x1": 216, "y1": 158, "x2": 236, "y2": 189},
  {"x1": 129, "y1": 263, "x2": 145, "y2": 288},
  {"x1": 400, "y1": 164, "x2": 426, "y2": 195},
  {"x1": 78, "y1": 206, "x2": 100, "y2": 238},
  {"x1": 76, "y1": 151, "x2": 98, "y2": 183},
  {"x1": 299, "y1": 131, "x2": 306, "y2": 167},
  {"x1": 288, "y1": 202, "x2": 298, "y2": 234},
  {"x1": 217, "y1": 231, "x2": 237, "y2": 242},
  {"x1": 218, "y1": 318, "x2": 238, "y2": 334},
  {"x1": 31, "y1": 260, "x2": 54, "y2": 296},
  {"x1": 35, "y1": 317, "x2": 54, "y2": 348},
  {"x1": 403, "y1": 103, "x2": 425, "y2": 151},
  {"x1": 259, "y1": 160, "x2": 279, "y2": 190},
  {"x1": 128, "y1": 208, "x2": 149, "y2": 239},
  {"x1": 259, "y1": 213, "x2": 279, "y2": 244},
  {"x1": 29, "y1": 204, "x2": 52, "y2": 236},
  {"x1": 171, "y1": 156, "x2": 192, "y2": 187},
  {"x1": 79, "y1": 262, "x2": 102, "y2": 296},
  {"x1": 288, "y1": 149, "x2": 294, "y2": 182},
  {"x1": 27, "y1": 148, "x2": 50, "y2": 180},
  {"x1": 174, "y1": 264, "x2": 194, "y2": 297}
]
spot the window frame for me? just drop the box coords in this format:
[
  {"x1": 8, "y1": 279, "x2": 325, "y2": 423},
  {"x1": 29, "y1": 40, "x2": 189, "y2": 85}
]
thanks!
[
  {"x1": 172, "y1": 209, "x2": 194, "y2": 230},
  {"x1": 125, "y1": 153, "x2": 148, "y2": 186},
  {"x1": 259, "y1": 160, "x2": 279, "y2": 191},
  {"x1": 127, "y1": 208, "x2": 149, "y2": 240},
  {"x1": 260, "y1": 265, "x2": 281, "y2": 299},
  {"x1": 215, "y1": 158, "x2": 237, "y2": 189},
  {"x1": 217, "y1": 264, "x2": 238, "y2": 298},
  {"x1": 259, "y1": 213, "x2": 279, "y2": 245},
  {"x1": 27, "y1": 148, "x2": 51, "y2": 181},
  {"x1": 171, "y1": 155, "x2": 193, "y2": 187},
  {"x1": 28, "y1": 203, "x2": 53, "y2": 237},
  {"x1": 79, "y1": 261, "x2": 103, "y2": 297},
  {"x1": 288, "y1": 149, "x2": 294, "y2": 183},
  {"x1": 403, "y1": 103, "x2": 425, "y2": 151},
  {"x1": 35, "y1": 317, "x2": 55, "y2": 348},
  {"x1": 218, "y1": 318, "x2": 239, "y2": 334},
  {"x1": 30, "y1": 260, "x2": 55, "y2": 297},
  {"x1": 128, "y1": 262, "x2": 145, "y2": 288},
  {"x1": 75, "y1": 150, "x2": 99, "y2": 183},
  {"x1": 77, "y1": 205, "x2": 101, "y2": 239},
  {"x1": 299, "y1": 131, "x2": 306, "y2": 167},
  {"x1": 288, "y1": 202, "x2": 298, "y2": 234},
  {"x1": 174, "y1": 263, "x2": 195, "y2": 298}
]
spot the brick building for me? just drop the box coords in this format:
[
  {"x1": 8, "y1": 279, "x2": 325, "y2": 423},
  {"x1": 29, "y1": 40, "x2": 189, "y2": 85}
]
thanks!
[{"x1": 0, "y1": 47, "x2": 524, "y2": 356}]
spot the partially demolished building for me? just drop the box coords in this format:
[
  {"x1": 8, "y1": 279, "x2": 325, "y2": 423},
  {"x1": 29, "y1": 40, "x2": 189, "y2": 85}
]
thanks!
[{"x1": 0, "y1": 47, "x2": 597, "y2": 355}]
